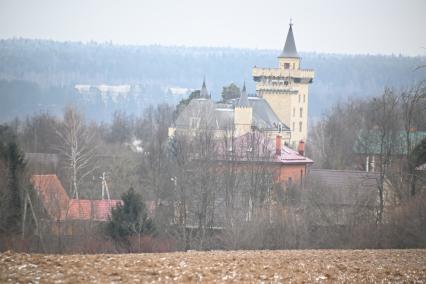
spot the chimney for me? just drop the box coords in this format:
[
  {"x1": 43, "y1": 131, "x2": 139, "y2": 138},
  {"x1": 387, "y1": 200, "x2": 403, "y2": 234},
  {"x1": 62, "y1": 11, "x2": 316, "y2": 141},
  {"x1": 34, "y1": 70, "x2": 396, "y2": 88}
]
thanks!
[
  {"x1": 276, "y1": 135, "x2": 282, "y2": 156},
  {"x1": 298, "y1": 140, "x2": 305, "y2": 156}
]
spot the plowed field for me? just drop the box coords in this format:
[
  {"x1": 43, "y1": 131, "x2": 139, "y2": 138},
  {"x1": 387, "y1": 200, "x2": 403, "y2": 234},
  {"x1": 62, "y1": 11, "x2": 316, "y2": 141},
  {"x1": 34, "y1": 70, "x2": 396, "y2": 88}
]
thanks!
[{"x1": 1, "y1": 249, "x2": 425, "y2": 283}]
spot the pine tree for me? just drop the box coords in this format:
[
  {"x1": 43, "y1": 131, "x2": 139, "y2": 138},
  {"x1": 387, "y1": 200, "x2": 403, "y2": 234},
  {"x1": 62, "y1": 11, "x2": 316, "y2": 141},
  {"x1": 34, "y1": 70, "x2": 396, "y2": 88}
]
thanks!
[
  {"x1": 0, "y1": 125, "x2": 26, "y2": 234},
  {"x1": 107, "y1": 188, "x2": 154, "y2": 246}
]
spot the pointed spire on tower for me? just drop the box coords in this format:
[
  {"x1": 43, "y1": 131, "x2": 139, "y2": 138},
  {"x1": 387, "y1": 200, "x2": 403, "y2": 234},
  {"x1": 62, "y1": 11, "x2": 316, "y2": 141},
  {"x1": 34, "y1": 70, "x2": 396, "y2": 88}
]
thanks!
[
  {"x1": 279, "y1": 20, "x2": 299, "y2": 58},
  {"x1": 237, "y1": 81, "x2": 249, "y2": 107},
  {"x1": 200, "y1": 77, "x2": 209, "y2": 98}
]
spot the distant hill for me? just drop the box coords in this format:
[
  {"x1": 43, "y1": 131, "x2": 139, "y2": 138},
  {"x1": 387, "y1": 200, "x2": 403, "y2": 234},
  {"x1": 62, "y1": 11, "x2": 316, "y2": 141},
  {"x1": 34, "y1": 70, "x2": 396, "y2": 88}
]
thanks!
[{"x1": 0, "y1": 39, "x2": 425, "y2": 122}]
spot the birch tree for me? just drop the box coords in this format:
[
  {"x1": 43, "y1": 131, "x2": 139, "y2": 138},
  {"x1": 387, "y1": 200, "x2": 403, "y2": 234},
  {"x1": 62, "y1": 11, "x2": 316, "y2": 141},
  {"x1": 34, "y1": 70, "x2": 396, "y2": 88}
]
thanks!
[{"x1": 55, "y1": 106, "x2": 96, "y2": 199}]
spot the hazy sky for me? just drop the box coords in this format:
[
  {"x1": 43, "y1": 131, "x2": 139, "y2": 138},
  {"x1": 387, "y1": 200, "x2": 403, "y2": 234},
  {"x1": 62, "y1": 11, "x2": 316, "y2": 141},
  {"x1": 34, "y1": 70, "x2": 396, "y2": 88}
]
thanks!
[{"x1": 1, "y1": 0, "x2": 425, "y2": 56}]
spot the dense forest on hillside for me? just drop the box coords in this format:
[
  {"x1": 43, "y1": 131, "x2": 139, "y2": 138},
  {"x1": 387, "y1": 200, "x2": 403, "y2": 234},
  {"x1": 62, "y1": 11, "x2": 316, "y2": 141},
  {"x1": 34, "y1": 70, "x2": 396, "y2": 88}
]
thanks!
[{"x1": 0, "y1": 39, "x2": 425, "y2": 121}]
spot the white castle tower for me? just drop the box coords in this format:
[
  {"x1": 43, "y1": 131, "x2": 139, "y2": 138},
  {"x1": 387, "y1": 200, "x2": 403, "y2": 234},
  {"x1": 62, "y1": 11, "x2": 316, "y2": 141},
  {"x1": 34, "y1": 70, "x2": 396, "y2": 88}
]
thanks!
[{"x1": 252, "y1": 22, "x2": 315, "y2": 147}]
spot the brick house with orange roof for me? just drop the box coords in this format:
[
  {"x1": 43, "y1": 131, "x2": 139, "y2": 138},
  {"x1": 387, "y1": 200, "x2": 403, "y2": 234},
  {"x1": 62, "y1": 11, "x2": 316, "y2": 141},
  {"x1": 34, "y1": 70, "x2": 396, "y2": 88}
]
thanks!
[{"x1": 31, "y1": 175, "x2": 122, "y2": 235}]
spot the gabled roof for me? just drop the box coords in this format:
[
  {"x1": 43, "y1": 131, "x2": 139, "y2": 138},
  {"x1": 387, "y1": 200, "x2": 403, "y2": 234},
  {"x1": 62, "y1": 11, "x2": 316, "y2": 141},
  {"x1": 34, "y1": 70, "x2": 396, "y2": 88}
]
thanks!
[
  {"x1": 31, "y1": 175, "x2": 122, "y2": 221},
  {"x1": 217, "y1": 132, "x2": 313, "y2": 165},
  {"x1": 309, "y1": 169, "x2": 379, "y2": 206},
  {"x1": 174, "y1": 98, "x2": 218, "y2": 129},
  {"x1": 248, "y1": 97, "x2": 290, "y2": 131},
  {"x1": 175, "y1": 96, "x2": 289, "y2": 132},
  {"x1": 279, "y1": 23, "x2": 299, "y2": 58},
  {"x1": 274, "y1": 145, "x2": 313, "y2": 164},
  {"x1": 31, "y1": 175, "x2": 69, "y2": 220},
  {"x1": 67, "y1": 199, "x2": 122, "y2": 221}
]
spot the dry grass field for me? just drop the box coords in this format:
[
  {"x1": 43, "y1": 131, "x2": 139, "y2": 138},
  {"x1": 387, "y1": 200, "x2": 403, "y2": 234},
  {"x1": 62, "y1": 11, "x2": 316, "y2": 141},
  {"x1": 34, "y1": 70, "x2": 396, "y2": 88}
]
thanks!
[{"x1": 1, "y1": 249, "x2": 426, "y2": 283}]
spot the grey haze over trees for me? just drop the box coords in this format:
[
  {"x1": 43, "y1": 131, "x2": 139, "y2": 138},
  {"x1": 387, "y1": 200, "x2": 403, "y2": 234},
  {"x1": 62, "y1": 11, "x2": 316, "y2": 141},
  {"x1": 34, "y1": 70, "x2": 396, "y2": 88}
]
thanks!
[{"x1": 0, "y1": 39, "x2": 425, "y2": 122}]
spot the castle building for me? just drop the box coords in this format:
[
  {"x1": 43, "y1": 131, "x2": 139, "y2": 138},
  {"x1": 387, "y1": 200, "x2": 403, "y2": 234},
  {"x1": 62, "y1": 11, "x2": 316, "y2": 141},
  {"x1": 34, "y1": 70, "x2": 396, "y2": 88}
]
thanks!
[
  {"x1": 170, "y1": 79, "x2": 291, "y2": 142},
  {"x1": 170, "y1": 22, "x2": 314, "y2": 150},
  {"x1": 253, "y1": 23, "x2": 314, "y2": 147}
]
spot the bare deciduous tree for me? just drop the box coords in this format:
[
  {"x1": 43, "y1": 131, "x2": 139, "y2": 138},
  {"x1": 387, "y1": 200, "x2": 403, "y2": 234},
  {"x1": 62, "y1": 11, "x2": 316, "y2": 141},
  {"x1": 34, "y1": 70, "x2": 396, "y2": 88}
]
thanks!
[
  {"x1": 55, "y1": 105, "x2": 96, "y2": 199},
  {"x1": 400, "y1": 81, "x2": 426, "y2": 197}
]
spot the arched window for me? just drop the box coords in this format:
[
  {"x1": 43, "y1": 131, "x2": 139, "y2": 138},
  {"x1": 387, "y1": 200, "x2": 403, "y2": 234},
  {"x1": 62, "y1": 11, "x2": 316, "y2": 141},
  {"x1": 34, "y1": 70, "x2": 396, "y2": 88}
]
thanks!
[
  {"x1": 300, "y1": 107, "x2": 303, "y2": 118},
  {"x1": 303, "y1": 94, "x2": 306, "y2": 103},
  {"x1": 293, "y1": 108, "x2": 295, "y2": 117},
  {"x1": 299, "y1": 122, "x2": 302, "y2": 132}
]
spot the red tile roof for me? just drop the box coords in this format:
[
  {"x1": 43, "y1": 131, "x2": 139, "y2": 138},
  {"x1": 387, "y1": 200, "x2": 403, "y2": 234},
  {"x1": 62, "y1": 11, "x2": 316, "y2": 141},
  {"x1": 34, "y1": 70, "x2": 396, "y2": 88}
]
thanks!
[
  {"x1": 92, "y1": 200, "x2": 123, "y2": 221},
  {"x1": 217, "y1": 132, "x2": 313, "y2": 165},
  {"x1": 31, "y1": 175, "x2": 69, "y2": 220},
  {"x1": 31, "y1": 175, "x2": 122, "y2": 221},
  {"x1": 67, "y1": 199, "x2": 92, "y2": 220}
]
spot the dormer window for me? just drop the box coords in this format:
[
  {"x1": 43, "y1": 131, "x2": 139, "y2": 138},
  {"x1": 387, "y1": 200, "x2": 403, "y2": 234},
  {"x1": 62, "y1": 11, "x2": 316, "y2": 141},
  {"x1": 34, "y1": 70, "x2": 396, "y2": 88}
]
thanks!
[{"x1": 190, "y1": 117, "x2": 200, "y2": 129}]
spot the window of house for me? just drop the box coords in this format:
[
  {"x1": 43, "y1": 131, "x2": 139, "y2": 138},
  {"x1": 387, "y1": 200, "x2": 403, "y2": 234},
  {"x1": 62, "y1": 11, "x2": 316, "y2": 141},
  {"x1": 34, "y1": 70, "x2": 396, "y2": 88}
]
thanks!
[
  {"x1": 303, "y1": 94, "x2": 306, "y2": 103},
  {"x1": 299, "y1": 121, "x2": 302, "y2": 132},
  {"x1": 293, "y1": 108, "x2": 295, "y2": 117},
  {"x1": 293, "y1": 122, "x2": 295, "y2": 131},
  {"x1": 292, "y1": 63, "x2": 295, "y2": 69},
  {"x1": 190, "y1": 117, "x2": 200, "y2": 129},
  {"x1": 300, "y1": 107, "x2": 303, "y2": 118},
  {"x1": 284, "y1": 63, "x2": 290, "y2": 69},
  {"x1": 298, "y1": 94, "x2": 301, "y2": 103}
]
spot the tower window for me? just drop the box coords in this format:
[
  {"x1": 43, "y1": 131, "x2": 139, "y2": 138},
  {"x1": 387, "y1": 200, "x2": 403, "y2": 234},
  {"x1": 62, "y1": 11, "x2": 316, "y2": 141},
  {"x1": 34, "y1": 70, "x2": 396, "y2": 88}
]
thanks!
[
  {"x1": 299, "y1": 122, "x2": 302, "y2": 132},
  {"x1": 284, "y1": 63, "x2": 290, "y2": 69},
  {"x1": 300, "y1": 107, "x2": 303, "y2": 118},
  {"x1": 293, "y1": 108, "x2": 295, "y2": 117}
]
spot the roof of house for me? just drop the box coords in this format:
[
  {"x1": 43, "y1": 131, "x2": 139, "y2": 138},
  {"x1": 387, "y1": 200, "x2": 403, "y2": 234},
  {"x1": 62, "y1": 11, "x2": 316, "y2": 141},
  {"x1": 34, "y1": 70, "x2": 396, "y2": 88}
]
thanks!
[
  {"x1": 217, "y1": 132, "x2": 313, "y2": 165},
  {"x1": 31, "y1": 175, "x2": 69, "y2": 220},
  {"x1": 174, "y1": 98, "x2": 219, "y2": 129},
  {"x1": 308, "y1": 169, "x2": 379, "y2": 206},
  {"x1": 66, "y1": 199, "x2": 123, "y2": 221},
  {"x1": 275, "y1": 145, "x2": 313, "y2": 164},
  {"x1": 248, "y1": 97, "x2": 289, "y2": 131},
  {"x1": 174, "y1": 95, "x2": 289, "y2": 132},
  {"x1": 31, "y1": 175, "x2": 122, "y2": 221},
  {"x1": 279, "y1": 23, "x2": 299, "y2": 58}
]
